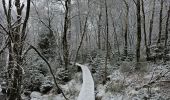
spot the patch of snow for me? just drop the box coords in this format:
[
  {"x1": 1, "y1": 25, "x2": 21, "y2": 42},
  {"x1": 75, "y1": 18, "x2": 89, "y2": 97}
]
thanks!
[
  {"x1": 30, "y1": 92, "x2": 42, "y2": 100},
  {"x1": 96, "y1": 84, "x2": 105, "y2": 97},
  {"x1": 101, "y1": 92, "x2": 126, "y2": 100},
  {"x1": 110, "y1": 70, "x2": 124, "y2": 81}
]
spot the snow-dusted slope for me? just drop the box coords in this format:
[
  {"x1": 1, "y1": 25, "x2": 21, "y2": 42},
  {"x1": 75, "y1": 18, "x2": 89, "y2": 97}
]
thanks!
[{"x1": 76, "y1": 63, "x2": 95, "y2": 100}]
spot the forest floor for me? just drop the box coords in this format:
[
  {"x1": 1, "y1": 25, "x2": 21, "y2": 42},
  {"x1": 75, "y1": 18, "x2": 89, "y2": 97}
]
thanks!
[
  {"x1": 29, "y1": 62, "x2": 169, "y2": 100},
  {"x1": 1, "y1": 62, "x2": 169, "y2": 100}
]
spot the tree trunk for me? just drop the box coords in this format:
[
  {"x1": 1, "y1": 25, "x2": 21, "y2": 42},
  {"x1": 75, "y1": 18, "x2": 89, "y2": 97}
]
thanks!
[
  {"x1": 141, "y1": 0, "x2": 150, "y2": 60},
  {"x1": 136, "y1": 0, "x2": 141, "y2": 62},
  {"x1": 63, "y1": 0, "x2": 71, "y2": 70},
  {"x1": 148, "y1": 0, "x2": 156, "y2": 46},
  {"x1": 8, "y1": 0, "x2": 23, "y2": 99},
  {"x1": 1, "y1": 0, "x2": 31, "y2": 99},
  {"x1": 123, "y1": 0, "x2": 129, "y2": 57},
  {"x1": 104, "y1": 0, "x2": 109, "y2": 84},
  {"x1": 164, "y1": 6, "x2": 170, "y2": 52},
  {"x1": 157, "y1": 0, "x2": 164, "y2": 45},
  {"x1": 98, "y1": 4, "x2": 102, "y2": 50}
]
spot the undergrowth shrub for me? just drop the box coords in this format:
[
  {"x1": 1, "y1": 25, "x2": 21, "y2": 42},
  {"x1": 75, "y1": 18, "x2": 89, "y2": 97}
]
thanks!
[
  {"x1": 120, "y1": 61, "x2": 134, "y2": 74},
  {"x1": 106, "y1": 81, "x2": 126, "y2": 93},
  {"x1": 134, "y1": 62, "x2": 148, "y2": 73}
]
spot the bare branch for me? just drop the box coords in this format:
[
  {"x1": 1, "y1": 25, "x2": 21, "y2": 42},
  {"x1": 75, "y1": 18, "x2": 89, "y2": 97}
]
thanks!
[
  {"x1": 0, "y1": 23, "x2": 8, "y2": 34},
  {"x1": 28, "y1": 44, "x2": 68, "y2": 100},
  {"x1": 22, "y1": 0, "x2": 31, "y2": 41},
  {"x1": 2, "y1": 0, "x2": 8, "y2": 18},
  {"x1": 21, "y1": 45, "x2": 31, "y2": 60},
  {"x1": 31, "y1": 1, "x2": 55, "y2": 34},
  {"x1": 132, "y1": 0, "x2": 137, "y2": 6}
]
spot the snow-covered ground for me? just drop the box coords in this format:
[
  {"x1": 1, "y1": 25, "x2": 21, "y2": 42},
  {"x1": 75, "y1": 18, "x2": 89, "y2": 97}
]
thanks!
[
  {"x1": 30, "y1": 92, "x2": 65, "y2": 100},
  {"x1": 10, "y1": 63, "x2": 169, "y2": 100}
]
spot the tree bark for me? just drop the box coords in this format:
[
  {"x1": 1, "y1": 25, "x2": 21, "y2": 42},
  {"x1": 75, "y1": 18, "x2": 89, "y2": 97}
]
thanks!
[
  {"x1": 148, "y1": 0, "x2": 156, "y2": 46},
  {"x1": 141, "y1": 0, "x2": 150, "y2": 60},
  {"x1": 104, "y1": 0, "x2": 109, "y2": 84},
  {"x1": 63, "y1": 0, "x2": 71, "y2": 70},
  {"x1": 1, "y1": 0, "x2": 31, "y2": 99},
  {"x1": 136, "y1": 0, "x2": 141, "y2": 62},
  {"x1": 97, "y1": 3, "x2": 102, "y2": 50},
  {"x1": 157, "y1": 0, "x2": 164, "y2": 45},
  {"x1": 123, "y1": 0, "x2": 129, "y2": 57},
  {"x1": 164, "y1": 6, "x2": 170, "y2": 50}
]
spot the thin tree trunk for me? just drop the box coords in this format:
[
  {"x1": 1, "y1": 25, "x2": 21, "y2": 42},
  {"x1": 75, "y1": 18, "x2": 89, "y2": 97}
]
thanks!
[
  {"x1": 63, "y1": 0, "x2": 71, "y2": 70},
  {"x1": 104, "y1": 0, "x2": 109, "y2": 84},
  {"x1": 148, "y1": 0, "x2": 156, "y2": 46},
  {"x1": 98, "y1": 5, "x2": 102, "y2": 50},
  {"x1": 74, "y1": 12, "x2": 89, "y2": 66},
  {"x1": 136, "y1": 0, "x2": 141, "y2": 62},
  {"x1": 76, "y1": 0, "x2": 82, "y2": 48},
  {"x1": 141, "y1": 0, "x2": 150, "y2": 60},
  {"x1": 164, "y1": 6, "x2": 170, "y2": 50},
  {"x1": 109, "y1": 10, "x2": 120, "y2": 56},
  {"x1": 157, "y1": 0, "x2": 164, "y2": 45},
  {"x1": 112, "y1": 19, "x2": 120, "y2": 56},
  {"x1": 123, "y1": 0, "x2": 129, "y2": 57}
]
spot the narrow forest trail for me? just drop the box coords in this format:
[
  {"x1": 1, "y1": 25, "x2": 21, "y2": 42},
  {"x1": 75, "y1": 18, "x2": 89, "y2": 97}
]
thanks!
[{"x1": 76, "y1": 63, "x2": 95, "y2": 100}]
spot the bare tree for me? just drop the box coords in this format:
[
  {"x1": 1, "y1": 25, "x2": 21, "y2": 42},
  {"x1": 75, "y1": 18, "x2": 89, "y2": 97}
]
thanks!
[{"x1": 1, "y1": 0, "x2": 31, "y2": 99}]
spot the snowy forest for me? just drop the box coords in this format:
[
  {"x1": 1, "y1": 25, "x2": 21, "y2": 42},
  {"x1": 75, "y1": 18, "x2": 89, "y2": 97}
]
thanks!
[{"x1": 0, "y1": 0, "x2": 170, "y2": 100}]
